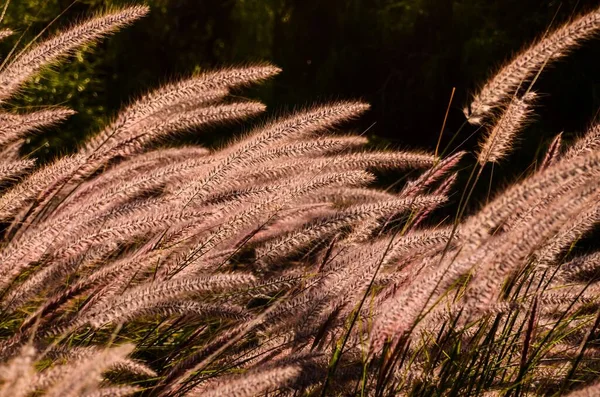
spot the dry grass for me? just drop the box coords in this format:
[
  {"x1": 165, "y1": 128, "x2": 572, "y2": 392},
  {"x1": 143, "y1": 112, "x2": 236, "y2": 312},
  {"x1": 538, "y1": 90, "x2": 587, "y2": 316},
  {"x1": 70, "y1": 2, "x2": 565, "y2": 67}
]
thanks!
[{"x1": 0, "y1": 4, "x2": 599, "y2": 397}]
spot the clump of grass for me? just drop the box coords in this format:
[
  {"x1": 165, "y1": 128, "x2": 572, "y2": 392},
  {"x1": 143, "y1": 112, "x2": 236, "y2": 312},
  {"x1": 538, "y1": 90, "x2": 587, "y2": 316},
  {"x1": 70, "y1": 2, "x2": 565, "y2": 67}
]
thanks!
[{"x1": 0, "y1": 3, "x2": 599, "y2": 397}]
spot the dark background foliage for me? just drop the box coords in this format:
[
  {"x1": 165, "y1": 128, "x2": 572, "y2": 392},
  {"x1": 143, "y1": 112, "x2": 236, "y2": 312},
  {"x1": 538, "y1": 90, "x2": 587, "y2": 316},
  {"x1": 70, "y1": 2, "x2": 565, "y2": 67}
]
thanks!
[{"x1": 3, "y1": 0, "x2": 600, "y2": 172}]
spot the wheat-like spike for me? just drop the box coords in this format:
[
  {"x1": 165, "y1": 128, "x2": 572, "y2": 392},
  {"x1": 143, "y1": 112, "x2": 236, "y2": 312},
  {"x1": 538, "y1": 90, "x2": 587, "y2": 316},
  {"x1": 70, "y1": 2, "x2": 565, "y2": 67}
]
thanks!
[
  {"x1": 79, "y1": 101, "x2": 265, "y2": 180},
  {"x1": 4, "y1": 156, "x2": 90, "y2": 236},
  {"x1": 477, "y1": 92, "x2": 536, "y2": 164},
  {"x1": 0, "y1": 4, "x2": 597, "y2": 393},
  {"x1": 496, "y1": 168, "x2": 591, "y2": 237},
  {"x1": 249, "y1": 151, "x2": 435, "y2": 182},
  {"x1": 188, "y1": 364, "x2": 301, "y2": 397},
  {"x1": 409, "y1": 171, "x2": 458, "y2": 230},
  {"x1": 0, "y1": 29, "x2": 12, "y2": 41},
  {"x1": 0, "y1": 140, "x2": 24, "y2": 163},
  {"x1": 157, "y1": 323, "x2": 249, "y2": 390},
  {"x1": 0, "y1": 6, "x2": 149, "y2": 102},
  {"x1": 122, "y1": 101, "x2": 265, "y2": 145},
  {"x1": 466, "y1": 6, "x2": 600, "y2": 123},
  {"x1": 0, "y1": 159, "x2": 35, "y2": 185},
  {"x1": 0, "y1": 345, "x2": 36, "y2": 397},
  {"x1": 305, "y1": 187, "x2": 398, "y2": 206},
  {"x1": 175, "y1": 102, "x2": 370, "y2": 204},
  {"x1": 556, "y1": 251, "x2": 600, "y2": 282},
  {"x1": 565, "y1": 123, "x2": 600, "y2": 161},
  {"x1": 110, "y1": 359, "x2": 157, "y2": 378},
  {"x1": 82, "y1": 87, "x2": 224, "y2": 155},
  {"x1": 534, "y1": 196, "x2": 600, "y2": 269},
  {"x1": 20, "y1": 248, "x2": 159, "y2": 332},
  {"x1": 2, "y1": 204, "x2": 206, "y2": 306},
  {"x1": 89, "y1": 300, "x2": 248, "y2": 327},
  {"x1": 44, "y1": 344, "x2": 134, "y2": 397},
  {"x1": 244, "y1": 204, "x2": 334, "y2": 246},
  {"x1": 255, "y1": 195, "x2": 446, "y2": 264},
  {"x1": 81, "y1": 386, "x2": 141, "y2": 397},
  {"x1": 0, "y1": 205, "x2": 114, "y2": 288},
  {"x1": 319, "y1": 150, "x2": 437, "y2": 172},
  {"x1": 84, "y1": 65, "x2": 279, "y2": 154},
  {"x1": 547, "y1": 342, "x2": 600, "y2": 361},
  {"x1": 50, "y1": 156, "x2": 216, "y2": 226},
  {"x1": 67, "y1": 145, "x2": 212, "y2": 199},
  {"x1": 0, "y1": 155, "x2": 79, "y2": 222},
  {"x1": 0, "y1": 108, "x2": 75, "y2": 147},
  {"x1": 401, "y1": 150, "x2": 465, "y2": 197},
  {"x1": 463, "y1": 150, "x2": 600, "y2": 248},
  {"x1": 265, "y1": 229, "x2": 453, "y2": 339},
  {"x1": 35, "y1": 347, "x2": 158, "y2": 378},
  {"x1": 248, "y1": 135, "x2": 369, "y2": 166},
  {"x1": 227, "y1": 152, "x2": 435, "y2": 196},
  {"x1": 85, "y1": 274, "x2": 255, "y2": 327},
  {"x1": 230, "y1": 333, "x2": 299, "y2": 370},
  {"x1": 90, "y1": 89, "x2": 227, "y2": 157},
  {"x1": 531, "y1": 361, "x2": 571, "y2": 382},
  {"x1": 85, "y1": 145, "x2": 212, "y2": 190},
  {"x1": 540, "y1": 132, "x2": 563, "y2": 171},
  {"x1": 2, "y1": 196, "x2": 174, "y2": 267},
  {"x1": 121, "y1": 145, "x2": 211, "y2": 167},
  {"x1": 369, "y1": 248, "x2": 476, "y2": 353},
  {"x1": 299, "y1": 230, "x2": 454, "y2": 336},
  {"x1": 536, "y1": 288, "x2": 600, "y2": 315},
  {"x1": 174, "y1": 170, "x2": 374, "y2": 250},
  {"x1": 237, "y1": 274, "x2": 304, "y2": 299},
  {"x1": 28, "y1": 348, "x2": 155, "y2": 393},
  {"x1": 566, "y1": 382, "x2": 600, "y2": 397},
  {"x1": 165, "y1": 170, "x2": 375, "y2": 278},
  {"x1": 462, "y1": 183, "x2": 600, "y2": 318}
]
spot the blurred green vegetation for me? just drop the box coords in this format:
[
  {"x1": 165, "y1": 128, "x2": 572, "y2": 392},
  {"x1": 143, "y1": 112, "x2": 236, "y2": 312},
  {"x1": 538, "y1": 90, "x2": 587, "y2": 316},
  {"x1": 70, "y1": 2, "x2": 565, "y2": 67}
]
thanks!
[{"x1": 1, "y1": 0, "x2": 600, "y2": 164}]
